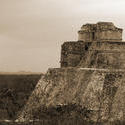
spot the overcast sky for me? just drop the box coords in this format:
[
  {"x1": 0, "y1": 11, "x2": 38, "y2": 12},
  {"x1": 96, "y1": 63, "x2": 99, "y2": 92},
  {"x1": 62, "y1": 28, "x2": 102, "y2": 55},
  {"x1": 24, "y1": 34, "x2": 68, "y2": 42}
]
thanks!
[{"x1": 0, "y1": 0, "x2": 125, "y2": 72}]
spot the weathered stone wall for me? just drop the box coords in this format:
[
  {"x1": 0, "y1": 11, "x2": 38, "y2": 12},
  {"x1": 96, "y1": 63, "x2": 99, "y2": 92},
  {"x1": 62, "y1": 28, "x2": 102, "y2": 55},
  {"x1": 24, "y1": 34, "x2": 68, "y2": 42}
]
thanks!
[
  {"x1": 97, "y1": 30, "x2": 122, "y2": 42},
  {"x1": 60, "y1": 41, "x2": 86, "y2": 67},
  {"x1": 79, "y1": 42, "x2": 125, "y2": 69},
  {"x1": 61, "y1": 41, "x2": 125, "y2": 69},
  {"x1": 17, "y1": 68, "x2": 125, "y2": 122},
  {"x1": 78, "y1": 22, "x2": 122, "y2": 42},
  {"x1": 78, "y1": 31, "x2": 93, "y2": 42}
]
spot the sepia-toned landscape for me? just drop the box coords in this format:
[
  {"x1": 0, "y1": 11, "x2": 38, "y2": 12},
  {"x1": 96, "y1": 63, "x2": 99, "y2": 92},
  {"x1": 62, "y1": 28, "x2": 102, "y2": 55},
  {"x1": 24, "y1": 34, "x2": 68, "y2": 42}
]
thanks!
[
  {"x1": 1, "y1": 22, "x2": 125, "y2": 125},
  {"x1": 1, "y1": 0, "x2": 125, "y2": 125}
]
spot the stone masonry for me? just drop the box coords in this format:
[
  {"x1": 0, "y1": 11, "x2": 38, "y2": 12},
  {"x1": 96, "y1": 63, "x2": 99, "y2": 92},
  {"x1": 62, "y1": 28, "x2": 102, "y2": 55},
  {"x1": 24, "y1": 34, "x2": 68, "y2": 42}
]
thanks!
[{"x1": 61, "y1": 22, "x2": 124, "y2": 68}]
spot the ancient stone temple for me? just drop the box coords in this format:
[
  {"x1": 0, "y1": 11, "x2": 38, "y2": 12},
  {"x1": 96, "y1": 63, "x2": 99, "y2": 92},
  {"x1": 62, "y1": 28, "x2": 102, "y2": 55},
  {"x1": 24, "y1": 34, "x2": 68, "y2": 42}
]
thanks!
[
  {"x1": 61, "y1": 22, "x2": 124, "y2": 69},
  {"x1": 18, "y1": 22, "x2": 125, "y2": 122},
  {"x1": 78, "y1": 22, "x2": 122, "y2": 42}
]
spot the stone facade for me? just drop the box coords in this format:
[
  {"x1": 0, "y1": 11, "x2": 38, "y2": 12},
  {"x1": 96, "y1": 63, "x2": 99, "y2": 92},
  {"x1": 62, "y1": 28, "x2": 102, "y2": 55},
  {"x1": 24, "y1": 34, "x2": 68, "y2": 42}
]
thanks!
[
  {"x1": 61, "y1": 22, "x2": 124, "y2": 69},
  {"x1": 60, "y1": 41, "x2": 86, "y2": 67},
  {"x1": 78, "y1": 22, "x2": 123, "y2": 42}
]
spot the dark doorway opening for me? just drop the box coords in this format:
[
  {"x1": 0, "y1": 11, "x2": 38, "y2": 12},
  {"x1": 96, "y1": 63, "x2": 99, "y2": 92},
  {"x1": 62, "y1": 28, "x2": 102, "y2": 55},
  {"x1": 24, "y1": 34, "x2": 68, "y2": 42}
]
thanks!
[{"x1": 92, "y1": 32, "x2": 95, "y2": 41}]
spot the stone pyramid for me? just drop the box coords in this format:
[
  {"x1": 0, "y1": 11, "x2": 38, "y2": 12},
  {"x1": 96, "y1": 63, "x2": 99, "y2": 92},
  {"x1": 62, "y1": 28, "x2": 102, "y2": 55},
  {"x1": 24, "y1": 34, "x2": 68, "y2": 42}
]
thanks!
[{"x1": 17, "y1": 22, "x2": 125, "y2": 122}]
